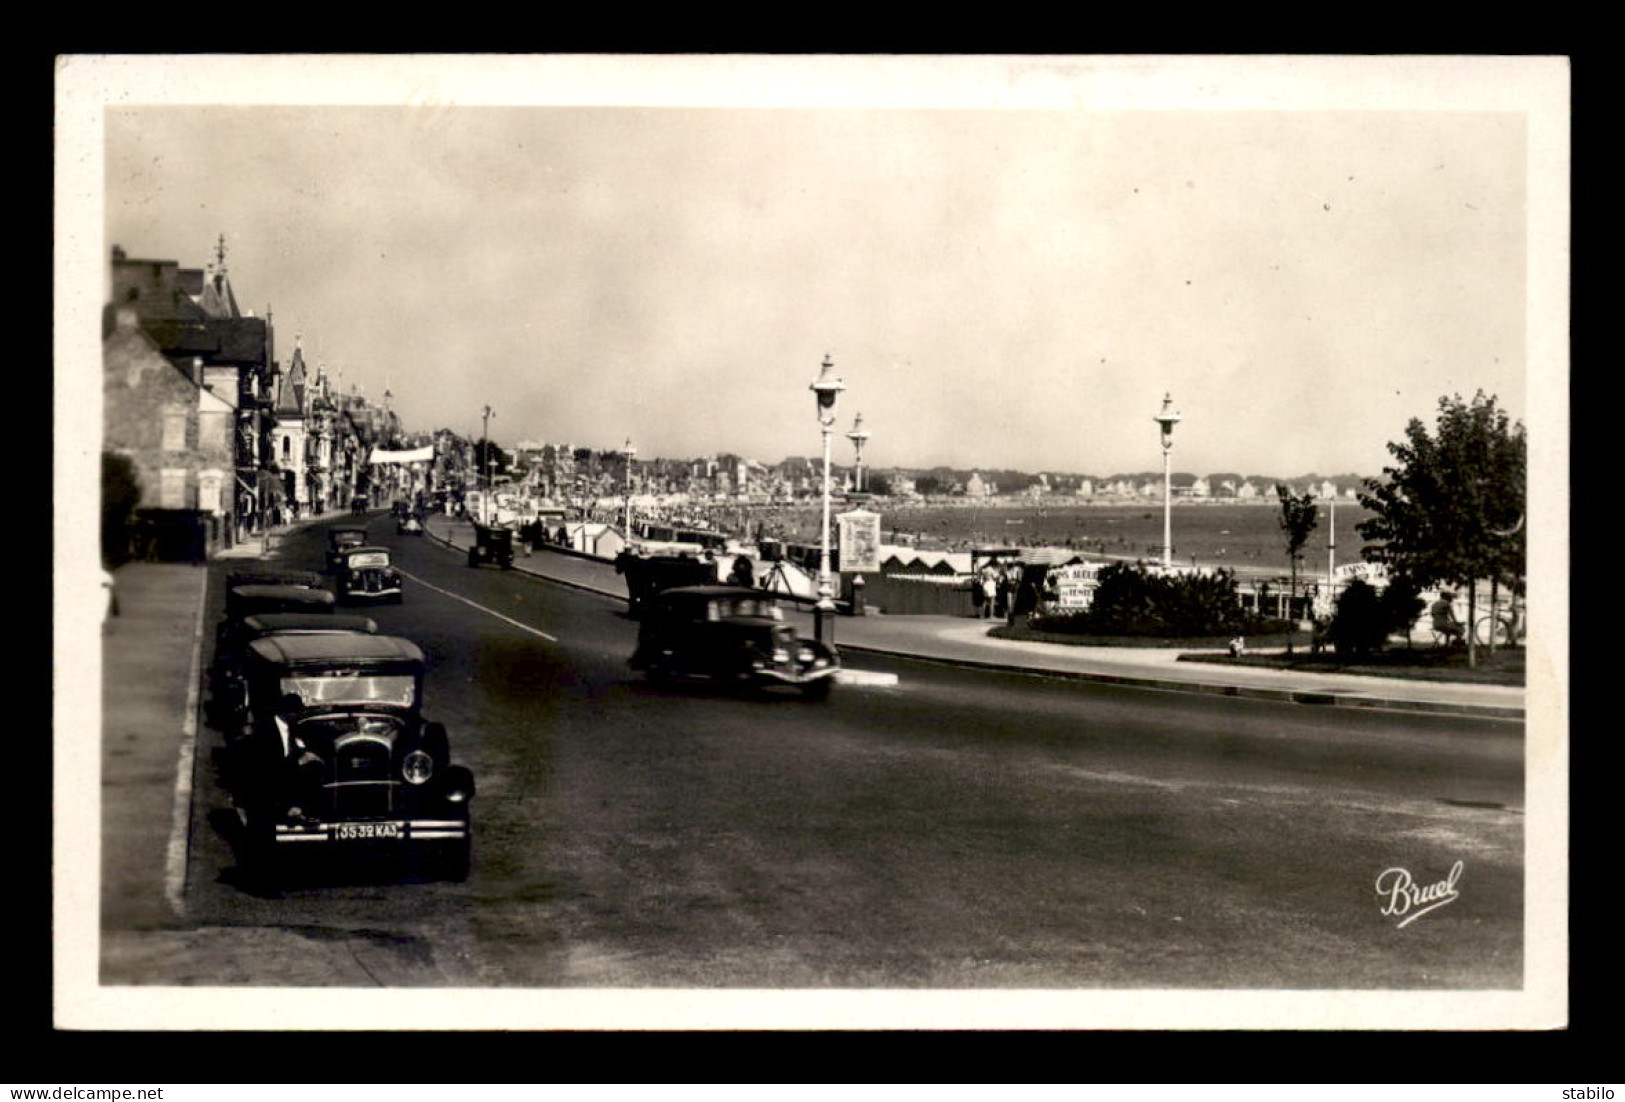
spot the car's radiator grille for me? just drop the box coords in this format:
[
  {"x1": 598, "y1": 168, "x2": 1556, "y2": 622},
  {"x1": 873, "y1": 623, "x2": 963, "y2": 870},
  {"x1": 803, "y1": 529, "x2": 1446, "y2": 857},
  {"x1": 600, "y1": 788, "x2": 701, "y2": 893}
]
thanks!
[{"x1": 326, "y1": 734, "x2": 395, "y2": 817}]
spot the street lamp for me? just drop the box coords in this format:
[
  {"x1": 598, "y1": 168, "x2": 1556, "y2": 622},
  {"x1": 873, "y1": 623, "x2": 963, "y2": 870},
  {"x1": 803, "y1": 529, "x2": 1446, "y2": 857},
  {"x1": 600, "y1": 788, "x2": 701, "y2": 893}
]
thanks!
[
  {"x1": 810, "y1": 354, "x2": 846, "y2": 644},
  {"x1": 1153, "y1": 393, "x2": 1181, "y2": 569},
  {"x1": 623, "y1": 438, "x2": 637, "y2": 541},
  {"x1": 845, "y1": 412, "x2": 870, "y2": 496},
  {"x1": 481, "y1": 405, "x2": 495, "y2": 526}
]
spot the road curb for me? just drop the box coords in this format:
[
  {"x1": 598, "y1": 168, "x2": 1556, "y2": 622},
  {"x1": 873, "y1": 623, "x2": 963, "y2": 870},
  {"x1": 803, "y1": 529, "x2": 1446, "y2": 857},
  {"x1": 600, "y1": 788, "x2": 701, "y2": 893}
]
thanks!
[
  {"x1": 826, "y1": 642, "x2": 1524, "y2": 721},
  {"x1": 425, "y1": 524, "x2": 1523, "y2": 721}
]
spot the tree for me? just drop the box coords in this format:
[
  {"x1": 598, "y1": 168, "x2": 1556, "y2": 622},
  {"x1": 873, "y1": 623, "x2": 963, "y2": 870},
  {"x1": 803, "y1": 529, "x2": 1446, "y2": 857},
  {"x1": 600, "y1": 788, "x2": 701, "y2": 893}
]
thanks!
[
  {"x1": 472, "y1": 439, "x2": 512, "y2": 479},
  {"x1": 1356, "y1": 391, "x2": 1526, "y2": 668},
  {"x1": 1327, "y1": 579, "x2": 1387, "y2": 659},
  {"x1": 102, "y1": 452, "x2": 141, "y2": 567},
  {"x1": 1276, "y1": 484, "x2": 1319, "y2": 653}
]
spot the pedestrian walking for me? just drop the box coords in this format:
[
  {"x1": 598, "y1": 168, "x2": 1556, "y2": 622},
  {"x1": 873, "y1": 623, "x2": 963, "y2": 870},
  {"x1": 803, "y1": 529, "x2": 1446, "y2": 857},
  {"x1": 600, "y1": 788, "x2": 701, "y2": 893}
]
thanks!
[{"x1": 980, "y1": 570, "x2": 997, "y2": 619}]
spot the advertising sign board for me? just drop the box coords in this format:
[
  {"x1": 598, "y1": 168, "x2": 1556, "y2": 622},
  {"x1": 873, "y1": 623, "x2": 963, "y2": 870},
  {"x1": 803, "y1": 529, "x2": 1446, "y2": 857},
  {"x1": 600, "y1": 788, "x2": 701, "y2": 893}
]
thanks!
[
  {"x1": 1334, "y1": 561, "x2": 1390, "y2": 586},
  {"x1": 837, "y1": 509, "x2": 881, "y2": 573},
  {"x1": 1050, "y1": 562, "x2": 1104, "y2": 609}
]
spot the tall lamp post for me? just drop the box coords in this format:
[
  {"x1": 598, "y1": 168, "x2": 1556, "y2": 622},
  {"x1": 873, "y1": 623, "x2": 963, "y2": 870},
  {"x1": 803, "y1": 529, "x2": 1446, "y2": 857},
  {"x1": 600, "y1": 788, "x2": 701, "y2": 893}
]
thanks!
[
  {"x1": 810, "y1": 355, "x2": 846, "y2": 644},
  {"x1": 1326, "y1": 492, "x2": 1336, "y2": 596},
  {"x1": 481, "y1": 405, "x2": 495, "y2": 526},
  {"x1": 623, "y1": 438, "x2": 637, "y2": 541},
  {"x1": 1153, "y1": 393, "x2": 1181, "y2": 569},
  {"x1": 845, "y1": 412, "x2": 870, "y2": 496}
]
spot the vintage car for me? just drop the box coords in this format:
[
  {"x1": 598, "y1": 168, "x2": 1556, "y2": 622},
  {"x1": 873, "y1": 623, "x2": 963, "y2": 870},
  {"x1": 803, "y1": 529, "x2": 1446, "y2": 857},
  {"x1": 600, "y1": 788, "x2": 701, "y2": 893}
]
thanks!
[
  {"x1": 466, "y1": 524, "x2": 514, "y2": 570},
  {"x1": 207, "y1": 612, "x2": 379, "y2": 731},
  {"x1": 396, "y1": 514, "x2": 424, "y2": 536},
  {"x1": 226, "y1": 568, "x2": 326, "y2": 591},
  {"x1": 629, "y1": 585, "x2": 839, "y2": 699},
  {"x1": 325, "y1": 527, "x2": 370, "y2": 572},
  {"x1": 224, "y1": 583, "x2": 336, "y2": 625},
  {"x1": 229, "y1": 632, "x2": 475, "y2": 881},
  {"x1": 335, "y1": 546, "x2": 404, "y2": 604},
  {"x1": 616, "y1": 551, "x2": 718, "y2": 618}
]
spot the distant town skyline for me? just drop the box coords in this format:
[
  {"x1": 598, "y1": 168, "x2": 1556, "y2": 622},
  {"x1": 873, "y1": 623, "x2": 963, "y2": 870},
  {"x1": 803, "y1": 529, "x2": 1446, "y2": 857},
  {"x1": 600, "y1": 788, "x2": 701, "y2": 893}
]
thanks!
[{"x1": 87, "y1": 57, "x2": 1540, "y2": 480}]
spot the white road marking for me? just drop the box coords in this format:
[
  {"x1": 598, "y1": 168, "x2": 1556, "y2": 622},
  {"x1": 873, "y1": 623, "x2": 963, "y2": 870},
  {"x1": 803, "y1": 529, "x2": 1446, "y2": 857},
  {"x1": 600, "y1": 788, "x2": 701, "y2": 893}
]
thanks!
[
  {"x1": 398, "y1": 568, "x2": 559, "y2": 642},
  {"x1": 165, "y1": 567, "x2": 209, "y2": 918},
  {"x1": 835, "y1": 670, "x2": 900, "y2": 687}
]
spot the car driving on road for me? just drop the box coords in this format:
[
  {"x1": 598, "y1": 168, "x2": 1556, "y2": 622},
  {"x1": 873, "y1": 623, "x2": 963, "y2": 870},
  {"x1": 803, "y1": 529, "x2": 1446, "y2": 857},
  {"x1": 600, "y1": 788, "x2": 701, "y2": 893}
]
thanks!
[
  {"x1": 335, "y1": 546, "x2": 404, "y2": 604},
  {"x1": 629, "y1": 585, "x2": 839, "y2": 699}
]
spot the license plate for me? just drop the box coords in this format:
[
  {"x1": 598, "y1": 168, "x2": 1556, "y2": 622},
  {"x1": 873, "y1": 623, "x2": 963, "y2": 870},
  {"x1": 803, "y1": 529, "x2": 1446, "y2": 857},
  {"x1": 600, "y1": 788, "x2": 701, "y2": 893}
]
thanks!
[{"x1": 336, "y1": 821, "x2": 401, "y2": 840}]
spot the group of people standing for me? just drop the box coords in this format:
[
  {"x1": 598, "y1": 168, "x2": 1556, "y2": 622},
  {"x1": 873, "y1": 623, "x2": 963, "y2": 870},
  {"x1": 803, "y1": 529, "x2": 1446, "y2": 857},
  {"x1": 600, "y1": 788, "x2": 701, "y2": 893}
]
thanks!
[{"x1": 972, "y1": 563, "x2": 1028, "y2": 621}]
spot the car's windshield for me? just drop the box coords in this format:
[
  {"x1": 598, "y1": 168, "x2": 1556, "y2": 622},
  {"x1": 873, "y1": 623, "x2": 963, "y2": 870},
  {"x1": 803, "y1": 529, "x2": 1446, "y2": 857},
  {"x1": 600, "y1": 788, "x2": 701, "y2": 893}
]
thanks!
[
  {"x1": 347, "y1": 551, "x2": 389, "y2": 568},
  {"x1": 709, "y1": 598, "x2": 782, "y2": 620},
  {"x1": 280, "y1": 674, "x2": 415, "y2": 708}
]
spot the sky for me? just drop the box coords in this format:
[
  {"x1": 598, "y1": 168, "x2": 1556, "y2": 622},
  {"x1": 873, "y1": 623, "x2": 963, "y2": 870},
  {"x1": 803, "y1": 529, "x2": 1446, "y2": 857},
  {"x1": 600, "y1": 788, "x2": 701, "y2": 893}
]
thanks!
[{"x1": 86, "y1": 57, "x2": 1547, "y2": 479}]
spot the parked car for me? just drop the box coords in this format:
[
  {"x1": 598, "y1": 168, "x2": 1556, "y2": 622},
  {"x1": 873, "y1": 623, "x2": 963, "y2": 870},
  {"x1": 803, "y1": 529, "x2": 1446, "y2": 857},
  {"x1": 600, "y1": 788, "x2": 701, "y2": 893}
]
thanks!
[
  {"x1": 325, "y1": 527, "x2": 370, "y2": 572},
  {"x1": 229, "y1": 632, "x2": 475, "y2": 881},
  {"x1": 224, "y1": 583, "x2": 336, "y2": 624},
  {"x1": 629, "y1": 585, "x2": 839, "y2": 699},
  {"x1": 226, "y1": 568, "x2": 325, "y2": 591},
  {"x1": 335, "y1": 546, "x2": 404, "y2": 604},
  {"x1": 467, "y1": 524, "x2": 514, "y2": 570},
  {"x1": 397, "y1": 514, "x2": 424, "y2": 536},
  {"x1": 207, "y1": 612, "x2": 379, "y2": 731}
]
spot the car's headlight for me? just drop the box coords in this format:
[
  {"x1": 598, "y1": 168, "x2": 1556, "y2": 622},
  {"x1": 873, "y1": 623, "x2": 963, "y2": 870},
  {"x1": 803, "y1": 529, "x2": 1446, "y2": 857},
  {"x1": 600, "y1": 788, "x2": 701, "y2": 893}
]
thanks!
[
  {"x1": 772, "y1": 649, "x2": 789, "y2": 663},
  {"x1": 797, "y1": 648, "x2": 815, "y2": 662},
  {"x1": 402, "y1": 749, "x2": 434, "y2": 785}
]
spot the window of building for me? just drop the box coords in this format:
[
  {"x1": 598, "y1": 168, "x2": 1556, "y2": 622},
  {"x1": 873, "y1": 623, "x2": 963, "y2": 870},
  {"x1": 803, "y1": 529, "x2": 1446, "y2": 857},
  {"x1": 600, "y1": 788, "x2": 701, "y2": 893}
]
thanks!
[
  {"x1": 199, "y1": 411, "x2": 229, "y2": 457},
  {"x1": 159, "y1": 468, "x2": 188, "y2": 509},
  {"x1": 162, "y1": 408, "x2": 189, "y2": 452},
  {"x1": 198, "y1": 470, "x2": 224, "y2": 516}
]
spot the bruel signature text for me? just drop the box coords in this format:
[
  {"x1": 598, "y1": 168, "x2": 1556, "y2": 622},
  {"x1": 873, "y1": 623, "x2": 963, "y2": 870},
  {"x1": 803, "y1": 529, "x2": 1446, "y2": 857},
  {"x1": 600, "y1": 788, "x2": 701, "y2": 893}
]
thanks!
[{"x1": 1374, "y1": 860, "x2": 1463, "y2": 927}]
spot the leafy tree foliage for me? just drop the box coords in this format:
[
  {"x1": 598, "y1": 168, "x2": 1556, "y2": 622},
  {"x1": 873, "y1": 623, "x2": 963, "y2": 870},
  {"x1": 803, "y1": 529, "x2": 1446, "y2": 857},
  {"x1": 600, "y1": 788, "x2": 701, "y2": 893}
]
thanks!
[
  {"x1": 102, "y1": 452, "x2": 141, "y2": 567},
  {"x1": 1276, "y1": 484, "x2": 1319, "y2": 652},
  {"x1": 1031, "y1": 562, "x2": 1260, "y2": 638},
  {"x1": 1327, "y1": 579, "x2": 1388, "y2": 658},
  {"x1": 472, "y1": 439, "x2": 513, "y2": 477},
  {"x1": 1356, "y1": 391, "x2": 1526, "y2": 666}
]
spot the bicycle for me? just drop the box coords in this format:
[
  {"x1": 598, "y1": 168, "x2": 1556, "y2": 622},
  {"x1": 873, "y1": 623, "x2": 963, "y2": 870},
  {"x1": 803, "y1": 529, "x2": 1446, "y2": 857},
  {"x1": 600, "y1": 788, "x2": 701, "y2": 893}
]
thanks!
[{"x1": 1474, "y1": 593, "x2": 1525, "y2": 647}]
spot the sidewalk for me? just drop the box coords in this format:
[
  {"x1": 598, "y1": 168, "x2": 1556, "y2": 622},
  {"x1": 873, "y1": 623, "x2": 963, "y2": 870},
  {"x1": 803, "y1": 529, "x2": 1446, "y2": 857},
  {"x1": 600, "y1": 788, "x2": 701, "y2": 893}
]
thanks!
[{"x1": 426, "y1": 514, "x2": 1525, "y2": 721}]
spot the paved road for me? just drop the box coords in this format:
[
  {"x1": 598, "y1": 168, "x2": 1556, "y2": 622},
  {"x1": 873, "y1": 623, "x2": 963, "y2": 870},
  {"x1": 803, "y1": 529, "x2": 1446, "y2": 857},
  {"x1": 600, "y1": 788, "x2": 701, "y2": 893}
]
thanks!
[{"x1": 134, "y1": 515, "x2": 1524, "y2": 989}]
